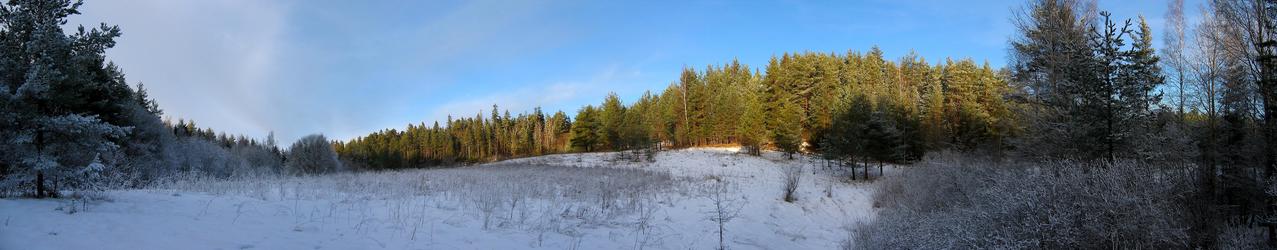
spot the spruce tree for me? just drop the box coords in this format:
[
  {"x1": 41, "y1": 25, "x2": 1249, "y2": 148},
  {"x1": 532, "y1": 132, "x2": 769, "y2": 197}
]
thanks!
[
  {"x1": 1010, "y1": 0, "x2": 1099, "y2": 159},
  {"x1": 1121, "y1": 15, "x2": 1165, "y2": 158}
]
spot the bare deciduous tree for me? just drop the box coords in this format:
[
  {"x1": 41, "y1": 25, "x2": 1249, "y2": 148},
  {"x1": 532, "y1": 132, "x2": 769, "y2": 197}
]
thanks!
[
  {"x1": 782, "y1": 165, "x2": 802, "y2": 203},
  {"x1": 1164, "y1": 0, "x2": 1190, "y2": 116},
  {"x1": 1212, "y1": 0, "x2": 1277, "y2": 176},
  {"x1": 704, "y1": 179, "x2": 744, "y2": 250}
]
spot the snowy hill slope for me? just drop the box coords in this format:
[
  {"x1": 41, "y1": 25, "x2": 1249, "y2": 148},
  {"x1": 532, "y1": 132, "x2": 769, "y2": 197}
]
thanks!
[{"x1": 1, "y1": 148, "x2": 882, "y2": 250}]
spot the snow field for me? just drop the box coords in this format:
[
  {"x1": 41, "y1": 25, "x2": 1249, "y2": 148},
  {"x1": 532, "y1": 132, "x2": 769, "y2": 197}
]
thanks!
[{"x1": 2, "y1": 147, "x2": 884, "y2": 249}]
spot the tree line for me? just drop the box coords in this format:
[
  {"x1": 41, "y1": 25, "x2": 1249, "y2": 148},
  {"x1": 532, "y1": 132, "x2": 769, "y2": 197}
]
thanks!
[{"x1": 336, "y1": 50, "x2": 1014, "y2": 170}]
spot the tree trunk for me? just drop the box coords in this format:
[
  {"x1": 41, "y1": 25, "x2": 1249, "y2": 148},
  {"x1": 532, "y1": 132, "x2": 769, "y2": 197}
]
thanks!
[
  {"x1": 863, "y1": 157, "x2": 869, "y2": 180},
  {"x1": 1179, "y1": 71, "x2": 1186, "y2": 119},
  {"x1": 1106, "y1": 97, "x2": 1115, "y2": 161},
  {"x1": 847, "y1": 160, "x2": 855, "y2": 181},
  {"x1": 1252, "y1": 0, "x2": 1277, "y2": 178},
  {"x1": 879, "y1": 161, "x2": 883, "y2": 176},
  {"x1": 718, "y1": 218, "x2": 725, "y2": 250},
  {"x1": 1196, "y1": 157, "x2": 1219, "y2": 247},
  {"x1": 34, "y1": 128, "x2": 46, "y2": 198},
  {"x1": 35, "y1": 172, "x2": 45, "y2": 198},
  {"x1": 1263, "y1": 50, "x2": 1277, "y2": 177}
]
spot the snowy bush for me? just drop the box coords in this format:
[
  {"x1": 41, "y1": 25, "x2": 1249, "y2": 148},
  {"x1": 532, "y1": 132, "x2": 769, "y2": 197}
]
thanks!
[
  {"x1": 168, "y1": 138, "x2": 254, "y2": 178},
  {"x1": 855, "y1": 152, "x2": 1197, "y2": 249},
  {"x1": 285, "y1": 134, "x2": 343, "y2": 175},
  {"x1": 230, "y1": 143, "x2": 284, "y2": 174}
]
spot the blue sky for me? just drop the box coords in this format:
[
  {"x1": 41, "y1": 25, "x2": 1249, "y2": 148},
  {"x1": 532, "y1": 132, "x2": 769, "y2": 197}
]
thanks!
[{"x1": 67, "y1": 0, "x2": 1201, "y2": 144}]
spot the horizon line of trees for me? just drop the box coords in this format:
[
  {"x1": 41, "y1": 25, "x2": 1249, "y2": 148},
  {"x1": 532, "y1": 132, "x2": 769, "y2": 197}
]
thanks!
[{"x1": 335, "y1": 49, "x2": 1015, "y2": 170}]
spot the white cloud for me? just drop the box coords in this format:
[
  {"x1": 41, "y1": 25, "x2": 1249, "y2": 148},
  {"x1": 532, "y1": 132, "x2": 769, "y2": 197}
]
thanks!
[
  {"x1": 68, "y1": 0, "x2": 289, "y2": 140},
  {"x1": 64, "y1": 0, "x2": 576, "y2": 144}
]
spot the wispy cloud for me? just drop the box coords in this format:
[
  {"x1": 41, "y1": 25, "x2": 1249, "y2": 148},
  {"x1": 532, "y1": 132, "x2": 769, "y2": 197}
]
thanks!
[
  {"x1": 412, "y1": 66, "x2": 630, "y2": 136},
  {"x1": 69, "y1": 0, "x2": 576, "y2": 143}
]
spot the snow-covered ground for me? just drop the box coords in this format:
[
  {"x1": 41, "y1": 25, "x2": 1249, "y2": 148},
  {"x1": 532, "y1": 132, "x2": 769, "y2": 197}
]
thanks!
[{"x1": 2, "y1": 147, "x2": 883, "y2": 250}]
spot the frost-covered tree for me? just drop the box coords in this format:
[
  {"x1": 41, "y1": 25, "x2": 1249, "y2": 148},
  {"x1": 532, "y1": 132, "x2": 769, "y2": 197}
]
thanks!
[
  {"x1": 0, "y1": 90, "x2": 18, "y2": 191},
  {"x1": 15, "y1": 114, "x2": 126, "y2": 196},
  {"x1": 704, "y1": 180, "x2": 743, "y2": 250},
  {"x1": 285, "y1": 134, "x2": 343, "y2": 175},
  {"x1": 0, "y1": 0, "x2": 139, "y2": 197}
]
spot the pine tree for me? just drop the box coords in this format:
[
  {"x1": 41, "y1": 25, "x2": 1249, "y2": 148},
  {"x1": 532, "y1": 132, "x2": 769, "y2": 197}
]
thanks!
[
  {"x1": 863, "y1": 97, "x2": 903, "y2": 177},
  {"x1": 822, "y1": 91, "x2": 873, "y2": 178},
  {"x1": 886, "y1": 98, "x2": 927, "y2": 161},
  {"x1": 330, "y1": 47, "x2": 1018, "y2": 169},
  {"x1": 549, "y1": 111, "x2": 571, "y2": 152},
  {"x1": 658, "y1": 84, "x2": 684, "y2": 147},
  {"x1": 621, "y1": 95, "x2": 652, "y2": 151},
  {"x1": 0, "y1": 0, "x2": 134, "y2": 197},
  {"x1": 737, "y1": 75, "x2": 768, "y2": 156},
  {"x1": 680, "y1": 68, "x2": 707, "y2": 146},
  {"x1": 771, "y1": 98, "x2": 803, "y2": 159},
  {"x1": 570, "y1": 106, "x2": 601, "y2": 152},
  {"x1": 762, "y1": 56, "x2": 793, "y2": 154},
  {"x1": 599, "y1": 93, "x2": 625, "y2": 150}
]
